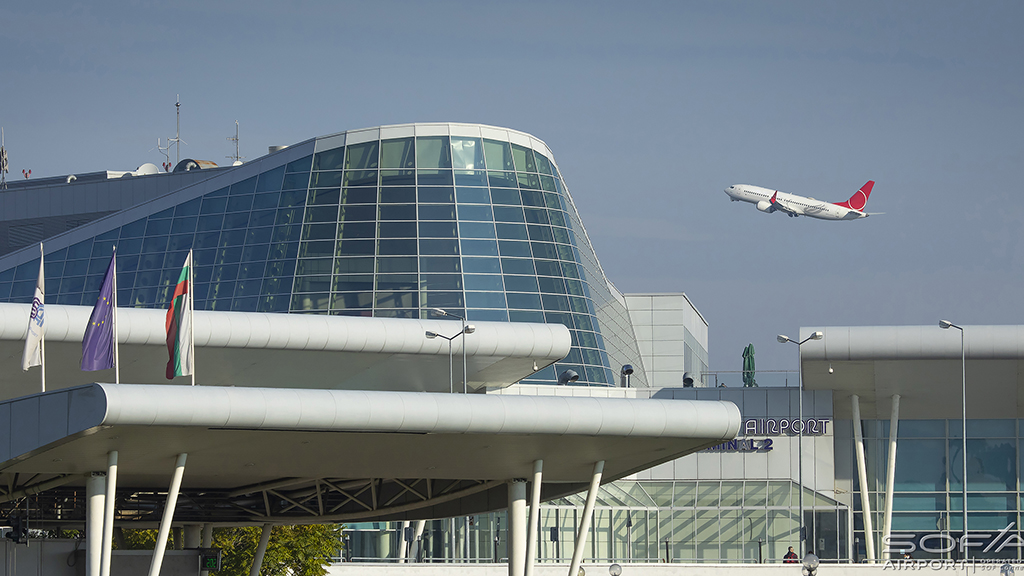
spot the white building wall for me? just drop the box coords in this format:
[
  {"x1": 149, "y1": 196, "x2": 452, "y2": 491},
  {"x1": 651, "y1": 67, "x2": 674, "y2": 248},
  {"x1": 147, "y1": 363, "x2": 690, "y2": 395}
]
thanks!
[{"x1": 623, "y1": 293, "x2": 709, "y2": 388}]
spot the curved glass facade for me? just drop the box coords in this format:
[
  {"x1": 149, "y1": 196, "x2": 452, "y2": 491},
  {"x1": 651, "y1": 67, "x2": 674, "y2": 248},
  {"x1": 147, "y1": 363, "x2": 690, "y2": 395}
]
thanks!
[{"x1": 0, "y1": 124, "x2": 645, "y2": 387}]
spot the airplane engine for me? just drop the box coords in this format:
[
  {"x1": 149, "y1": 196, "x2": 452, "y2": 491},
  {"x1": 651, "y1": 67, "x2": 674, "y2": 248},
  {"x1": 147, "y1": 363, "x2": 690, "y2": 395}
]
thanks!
[{"x1": 756, "y1": 200, "x2": 774, "y2": 213}]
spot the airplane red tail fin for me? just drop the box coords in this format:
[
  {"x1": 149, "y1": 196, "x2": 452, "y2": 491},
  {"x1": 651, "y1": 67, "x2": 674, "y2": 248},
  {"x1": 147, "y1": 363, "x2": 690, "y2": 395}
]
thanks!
[{"x1": 835, "y1": 181, "x2": 874, "y2": 211}]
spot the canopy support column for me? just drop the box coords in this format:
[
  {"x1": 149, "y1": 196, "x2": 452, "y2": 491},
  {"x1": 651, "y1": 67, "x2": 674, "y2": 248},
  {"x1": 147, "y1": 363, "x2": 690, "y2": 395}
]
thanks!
[
  {"x1": 882, "y1": 394, "x2": 901, "y2": 559},
  {"x1": 86, "y1": 472, "x2": 106, "y2": 576},
  {"x1": 250, "y1": 523, "x2": 273, "y2": 576},
  {"x1": 100, "y1": 451, "x2": 118, "y2": 576},
  {"x1": 147, "y1": 453, "x2": 187, "y2": 576},
  {"x1": 200, "y1": 524, "x2": 214, "y2": 576},
  {"x1": 413, "y1": 519, "x2": 426, "y2": 562},
  {"x1": 525, "y1": 460, "x2": 543, "y2": 576},
  {"x1": 508, "y1": 479, "x2": 527, "y2": 576},
  {"x1": 568, "y1": 460, "x2": 605, "y2": 576},
  {"x1": 852, "y1": 395, "x2": 876, "y2": 562},
  {"x1": 398, "y1": 520, "x2": 410, "y2": 562}
]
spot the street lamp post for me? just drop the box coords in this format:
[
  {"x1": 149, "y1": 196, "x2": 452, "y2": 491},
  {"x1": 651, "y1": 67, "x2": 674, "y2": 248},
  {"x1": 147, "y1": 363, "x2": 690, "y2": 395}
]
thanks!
[
  {"x1": 431, "y1": 308, "x2": 474, "y2": 393},
  {"x1": 940, "y1": 320, "x2": 967, "y2": 556},
  {"x1": 426, "y1": 325, "x2": 475, "y2": 394},
  {"x1": 778, "y1": 330, "x2": 824, "y2": 556}
]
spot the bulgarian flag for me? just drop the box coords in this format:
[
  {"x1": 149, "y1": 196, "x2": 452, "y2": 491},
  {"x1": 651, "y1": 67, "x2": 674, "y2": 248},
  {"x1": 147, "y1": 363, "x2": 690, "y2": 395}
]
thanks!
[{"x1": 165, "y1": 251, "x2": 194, "y2": 380}]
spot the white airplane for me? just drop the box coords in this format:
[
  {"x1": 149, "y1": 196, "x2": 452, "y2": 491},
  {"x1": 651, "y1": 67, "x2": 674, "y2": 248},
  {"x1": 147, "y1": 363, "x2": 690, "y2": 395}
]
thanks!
[{"x1": 724, "y1": 181, "x2": 877, "y2": 220}]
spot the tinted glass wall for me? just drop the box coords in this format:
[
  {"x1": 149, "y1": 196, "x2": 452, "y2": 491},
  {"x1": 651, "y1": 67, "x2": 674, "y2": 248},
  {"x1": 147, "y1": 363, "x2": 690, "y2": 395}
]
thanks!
[{"x1": 0, "y1": 125, "x2": 645, "y2": 387}]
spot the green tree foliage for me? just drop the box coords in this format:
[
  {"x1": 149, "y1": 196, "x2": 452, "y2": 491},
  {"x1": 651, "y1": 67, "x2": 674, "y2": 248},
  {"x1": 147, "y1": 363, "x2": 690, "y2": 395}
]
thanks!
[{"x1": 119, "y1": 524, "x2": 343, "y2": 576}]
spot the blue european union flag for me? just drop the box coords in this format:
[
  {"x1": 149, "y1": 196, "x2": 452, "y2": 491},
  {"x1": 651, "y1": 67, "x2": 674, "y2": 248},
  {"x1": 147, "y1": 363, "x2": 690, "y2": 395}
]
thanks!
[{"x1": 81, "y1": 252, "x2": 116, "y2": 371}]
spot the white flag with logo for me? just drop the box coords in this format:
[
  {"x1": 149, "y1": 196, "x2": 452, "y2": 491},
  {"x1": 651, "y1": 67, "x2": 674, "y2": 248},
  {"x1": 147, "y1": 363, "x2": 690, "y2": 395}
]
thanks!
[{"x1": 22, "y1": 245, "x2": 44, "y2": 371}]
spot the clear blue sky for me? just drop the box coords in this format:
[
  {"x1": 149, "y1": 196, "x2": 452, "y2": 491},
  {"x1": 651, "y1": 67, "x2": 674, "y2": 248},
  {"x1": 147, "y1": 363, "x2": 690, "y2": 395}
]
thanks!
[{"x1": 3, "y1": 1, "x2": 1022, "y2": 375}]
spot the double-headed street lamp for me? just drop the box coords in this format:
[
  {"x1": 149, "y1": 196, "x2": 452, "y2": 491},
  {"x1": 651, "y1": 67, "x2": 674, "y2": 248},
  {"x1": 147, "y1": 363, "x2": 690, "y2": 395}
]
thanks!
[
  {"x1": 940, "y1": 319, "x2": 968, "y2": 555},
  {"x1": 426, "y1": 308, "x2": 474, "y2": 393},
  {"x1": 778, "y1": 330, "x2": 824, "y2": 556}
]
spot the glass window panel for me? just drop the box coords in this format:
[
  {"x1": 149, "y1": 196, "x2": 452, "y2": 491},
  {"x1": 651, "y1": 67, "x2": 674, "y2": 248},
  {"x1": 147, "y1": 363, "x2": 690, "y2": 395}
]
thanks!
[
  {"x1": 486, "y1": 171, "x2": 517, "y2": 189},
  {"x1": 523, "y1": 208, "x2": 549, "y2": 224},
  {"x1": 170, "y1": 216, "x2": 198, "y2": 235},
  {"x1": 521, "y1": 189, "x2": 544, "y2": 206},
  {"x1": 380, "y1": 138, "x2": 415, "y2": 169},
  {"x1": 340, "y1": 205, "x2": 376, "y2": 222},
  {"x1": 534, "y1": 260, "x2": 561, "y2": 277},
  {"x1": 292, "y1": 292, "x2": 329, "y2": 311},
  {"x1": 304, "y1": 206, "x2": 338, "y2": 223},
  {"x1": 503, "y1": 275, "x2": 539, "y2": 292},
  {"x1": 416, "y1": 136, "x2": 451, "y2": 169},
  {"x1": 552, "y1": 227, "x2": 571, "y2": 244},
  {"x1": 544, "y1": 192, "x2": 561, "y2": 209},
  {"x1": 345, "y1": 141, "x2": 379, "y2": 170},
  {"x1": 376, "y1": 274, "x2": 418, "y2": 291},
  {"x1": 511, "y1": 144, "x2": 537, "y2": 173},
  {"x1": 248, "y1": 210, "x2": 276, "y2": 229},
  {"x1": 336, "y1": 239, "x2": 375, "y2": 255},
  {"x1": 419, "y1": 239, "x2": 459, "y2": 255},
  {"x1": 539, "y1": 175, "x2": 557, "y2": 192},
  {"x1": 376, "y1": 257, "x2": 417, "y2": 273},
  {"x1": 278, "y1": 190, "x2": 306, "y2": 207},
  {"x1": 222, "y1": 213, "x2": 248, "y2": 230},
  {"x1": 379, "y1": 204, "x2": 416, "y2": 220},
  {"x1": 466, "y1": 291, "x2": 506, "y2": 309},
  {"x1": 379, "y1": 221, "x2": 417, "y2": 238},
  {"x1": 378, "y1": 239, "x2": 416, "y2": 255},
  {"x1": 282, "y1": 172, "x2": 310, "y2": 190},
  {"x1": 256, "y1": 166, "x2": 286, "y2": 192},
  {"x1": 286, "y1": 155, "x2": 312, "y2": 173},
  {"x1": 490, "y1": 188, "x2": 520, "y2": 206},
  {"x1": 344, "y1": 170, "x2": 377, "y2": 187},
  {"x1": 420, "y1": 274, "x2": 463, "y2": 290},
  {"x1": 459, "y1": 222, "x2": 496, "y2": 239},
  {"x1": 417, "y1": 169, "x2": 452, "y2": 185},
  {"x1": 302, "y1": 241, "x2": 336, "y2": 258},
  {"x1": 420, "y1": 256, "x2": 461, "y2": 273},
  {"x1": 967, "y1": 420, "x2": 1014, "y2": 437},
  {"x1": 295, "y1": 276, "x2": 331, "y2": 293},
  {"x1": 495, "y1": 223, "x2": 528, "y2": 241},
  {"x1": 538, "y1": 276, "x2": 566, "y2": 294},
  {"x1": 331, "y1": 292, "x2": 374, "y2": 310},
  {"x1": 498, "y1": 241, "x2": 532, "y2": 258},
  {"x1": 493, "y1": 206, "x2": 525, "y2": 223},
  {"x1": 531, "y1": 242, "x2": 558, "y2": 260},
  {"x1": 313, "y1": 147, "x2": 346, "y2": 171},
  {"x1": 454, "y1": 171, "x2": 487, "y2": 186},
  {"x1": 333, "y1": 275, "x2": 374, "y2": 292},
  {"x1": 241, "y1": 244, "x2": 270, "y2": 262},
  {"x1": 419, "y1": 204, "x2": 455, "y2": 220},
  {"x1": 509, "y1": 310, "x2": 544, "y2": 323},
  {"x1": 457, "y1": 204, "x2": 492, "y2": 221},
  {"x1": 119, "y1": 219, "x2": 147, "y2": 239},
  {"x1": 527, "y1": 225, "x2": 554, "y2": 243},
  {"x1": 899, "y1": 420, "x2": 945, "y2": 437},
  {"x1": 464, "y1": 274, "x2": 503, "y2": 292},
  {"x1": 482, "y1": 139, "x2": 514, "y2": 171},
  {"x1": 341, "y1": 188, "x2": 377, "y2": 204},
  {"x1": 268, "y1": 241, "x2": 299, "y2": 260},
  {"x1": 296, "y1": 258, "x2": 333, "y2": 275},
  {"x1": 423, "y1": 291, "x2": 464, "y2": 309},
  {"x1": 455, "y1": 187, "x2": 490, "y2": 204},
  {"x1": 308, "y1": 186, "x2": 340, "y2": 205},
  {"x1": 419, "y1": 222, "x2": 457, "y2": 238},
  {"x1": 302, "y1": 224, "x2": 337, "y2": 242},
  {"x1": 145, "y1": 218, "x2": 172, "y2": 236},
  {"x1": 451, "y1": 137, "x2": 484, "y2": 170},
  {"x1": 460, "y1": 239, "x2": 498, "y2": 256},
  {"x1": 462, "y1": 257, "x2": 501, "y2": 274},
  {"x1": 467, "y1": 308, "x2": 509, "y2": 321},
  {"x1": 334, "y1": 257, "x2": 374, "y2": 274},
  {"x1": 375, "y1": 291, "x2": 416, "y2": 308},
  {"x1": 379, "y1": 170, "x2": 417, "y2": 186},
  {"x1": 418, "y1": 187, "x2": 454, "y2": 203},
  {"x1": 894, "y1": 439, "x2": 945, "y2": 491},
  {"x1": 500, "y1": 258, "x2": 535, "y2": 275},
  {"x1": 534, "y1": 152, "x2": 553, "y2": 175},
  {"x1": 506, "y1": 292, "x2": 542, "y2": 310},
  {"x1": 228, "y1": 176, "x2": 257, "y2": 196},
  {"x1": 339, "y1": 222, "x2": 375, "y2": 239},
  {"x1": 380, "y1": 187, "x2": 415, "y2": 203}
]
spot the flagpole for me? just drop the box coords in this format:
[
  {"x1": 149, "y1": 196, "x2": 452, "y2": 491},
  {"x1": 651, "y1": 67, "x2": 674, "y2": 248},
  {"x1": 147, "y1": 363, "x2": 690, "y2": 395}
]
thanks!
[
  {"x1": 112, "y1": 247, "x2": 119, "y2": 385},
  {"x1": 189, "y1": 249, "x2": 195, "y2": 387},
  {"x1": 39, "y1": 243, "x2": 45, "y2": 393}
]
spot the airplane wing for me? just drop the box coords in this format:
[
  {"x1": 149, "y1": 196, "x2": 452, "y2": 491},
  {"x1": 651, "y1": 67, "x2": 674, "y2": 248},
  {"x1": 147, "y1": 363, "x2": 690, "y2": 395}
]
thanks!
[{"x1": 769, "y1": 192, "x2": 799, "y2": 216}]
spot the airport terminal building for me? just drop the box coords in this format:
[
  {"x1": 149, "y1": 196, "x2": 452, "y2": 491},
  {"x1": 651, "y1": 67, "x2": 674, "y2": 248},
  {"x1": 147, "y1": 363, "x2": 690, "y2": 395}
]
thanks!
[{"x1": 0, "y1": 123, "x2": 1022, "y2": 573}]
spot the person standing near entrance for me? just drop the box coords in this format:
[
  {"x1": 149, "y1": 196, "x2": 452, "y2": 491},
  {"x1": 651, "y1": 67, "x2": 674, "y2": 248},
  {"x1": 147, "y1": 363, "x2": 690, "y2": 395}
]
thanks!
[{"x1": 784, "y1": 546, "x2": 799, "y2": 563}]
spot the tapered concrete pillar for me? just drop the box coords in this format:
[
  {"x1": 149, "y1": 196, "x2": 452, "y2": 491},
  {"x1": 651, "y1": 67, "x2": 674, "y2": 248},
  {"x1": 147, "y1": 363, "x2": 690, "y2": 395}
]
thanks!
[
  {"x1": 184, "y1": 525, "x2": 202, "y2": 548},
  {"x1": 568, "y1": 461, "x2": 605, "y2": 576},
  {"x1": 882, "y1": 394, "x2": 901, "y2": 560},
  {"x1": 852, "y1": 395, "x2": 876, "y2": 562},
  {"x1": 525, "y1": 460, "x2": 543, "y2": 576},
  {"x1": 250, "y1": 523, "x2": 273, "y2": 576},
  {"x1": 508, "y1": 480, "x2": 528, "y2": 576},
  {"x1": 101, "y1": 451, "x2": 118, "y2": 576},
  {"x1": 86, "y1": 472, "x2": 106, "y2": 576},
  {"x1": 147, "y1": 453, "x2": 188, "y2": 576}
]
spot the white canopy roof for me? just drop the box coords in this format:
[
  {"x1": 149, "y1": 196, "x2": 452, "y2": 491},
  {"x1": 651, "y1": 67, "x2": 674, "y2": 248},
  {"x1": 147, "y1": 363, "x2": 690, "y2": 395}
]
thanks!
[{"x1": 0, "y1": 303, "x2": 572, "y2": 399}]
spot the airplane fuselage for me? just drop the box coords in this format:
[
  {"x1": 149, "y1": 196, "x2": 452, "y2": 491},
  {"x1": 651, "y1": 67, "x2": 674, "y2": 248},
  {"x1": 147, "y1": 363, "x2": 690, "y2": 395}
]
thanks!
[{"x1": 724, "y1": 184, "x2": 869, "y2": 221}]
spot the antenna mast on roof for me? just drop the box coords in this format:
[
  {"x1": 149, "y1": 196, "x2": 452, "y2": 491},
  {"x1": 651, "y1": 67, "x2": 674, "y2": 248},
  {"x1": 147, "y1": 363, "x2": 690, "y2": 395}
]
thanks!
[
  {"x1": 226, "y1": 121, "x2": 244, "y2": 164},
  {"x1": 160, "y1": 95, "x2": 187, "y2": 168},
  {"x1": 0, "y1": 128, "x2": 7, "y2": 190}
]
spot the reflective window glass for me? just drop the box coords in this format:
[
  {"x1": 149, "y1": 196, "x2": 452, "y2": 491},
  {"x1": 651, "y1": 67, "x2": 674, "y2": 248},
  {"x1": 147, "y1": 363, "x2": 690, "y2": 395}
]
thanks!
[
  {"x1": 483, "y1": 139, "x2": 514, "y2": 171},
  {"x1": 346, "y1": 141, "x2": 379, "y2": 170},
  {"x1": 524, "y1": 208, "x2": 549, "y2": 224},
  {"x1": 493, "y1": 206, "x2": 525, "y2": 223},
  {"x1": 466, "y1": 291, "x2": 506, "y2": 309},
  {"x1": 333, "y1": 276, "x2": 374, "y2": 292},
  {"x1": 451, "y1": 138, "x2": 485, "y2": 170},
  {"x1": 419, "y1": 239, "x2": 459, "y2": 255},
  {"x1": 420, "y1": 257, "x2": 461, "y2": 273},
  {"x1": 120, "y1": 219, "x2": 147, "y2": 238},
  {"x1": 313, "y1": 147, "x2": 345, "y2": 171},
  {"x1": 308, "y1": 186, "x2": 341, "y2": 204},
  {"x1": 378, "y1": 239, "x2": 416, "y2": 255},
  {"x1": 418, "y1": 187, "x2": 454, "y2": 203},
  {"x1": 380, "y1": 138, "x2": 415, "y2": 169},
  {"x1": 490, "y1": 188, "x2": 521, "y2": 206},
  {"x1": 416, "y1": 136, "x2": 451, "y2": 169},
  {"x1": 459, "y1": 222, "x2": 496, "y2": 239},
  {"x1": 460, "y1": 239, "x2": 498, "y2": 256},
  {"x1": 278, "y1": 190, "x2": 305, "y2": 207},
  {"x1": 417, "y1": 169, "x2": 453, "y2": 185},
  {"x1": 337, "y1": 239, "x2": 375, "y2": 255},
  {"x1": 379, "y1": 204, "x2": 416, "y2": 220},
  {"x1": 511, "y1": 144, "x2": 537, "y2": 173},
  {"x1": 506, "y1": 292, "x2": 542, "y2": 310},
  {"x1": 495, "y1": 224, "x2": 528, "y2": 240},
  {"x1": 503, "y1": 275, "x2": 539, "y2": 292},
  {"x1": 380, "y1": 170, "x2": 416, "y2": 186},
  {"x1": 334, "y1": 257, "x2": 374, "y2": 274},
  {"x1": 380, "y1": 187, "x2": 415, "y2": 203},
  {"x1": 423, "y1": 291, "x2": 464, "y2": 309},
  {"x1": 419, "y1": 222, "x2": 457, "y2": 238},
  {"x1": 420, "y1": 274, "x2": 462, "y2": 290},
  {"x1": 498, "y1": 241, "x2": 533, "y2": 258},
  {"x1": 339, "y1": 222, "x2": 375, "y2": 239},
  {"x1": 341, "y1": 188, "x2": 377, "y2": 204},
  {"x1": 256, "y1": 166, "x2": 286, "y2": 192},
  {"x1": 145, "y1": 219, "x2": 172, "y2": 236},
  {"x1": 419, "y1": 205, "x2": 455, "y2": 220},
  {"x1": 305, "y1": 206, "x2": 338, "y2": 223},
  {"x1": 286, "y1": 155, "x2": 312, "y2": 173},
  {"x1": 174, "y1": 198, "x2": 202, "y2": 217},
  {"x1": 377, "y1": 257, "x2": 417, "y2": 273},
  {"x1": 534, "y1": 152, "x2": 554, "y2": 175},
  {"x1": 229, "y1": 176, "x2": 258, "y2": 196},
  {"x1": 341, "y1": 205, "x2": 376, "y2": 221},
  {"x1": 500, "y1": 258, "x2": 535, "y2": 275},
  {"x1": 509, "y1": 310, "x2": 544, "y2": 323},
  {"x1": 462, "y1": 257, "x2": 500, "y2": 274},
  {"x1": 457, "y1": 205, "x2": 493, "y2": 222},
  {"x1": 456, "y1": 187, "x2": 490, "y2": 204},
  {"x1": 454, "y1": 171, "x2": 487, "y2": 187}
]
